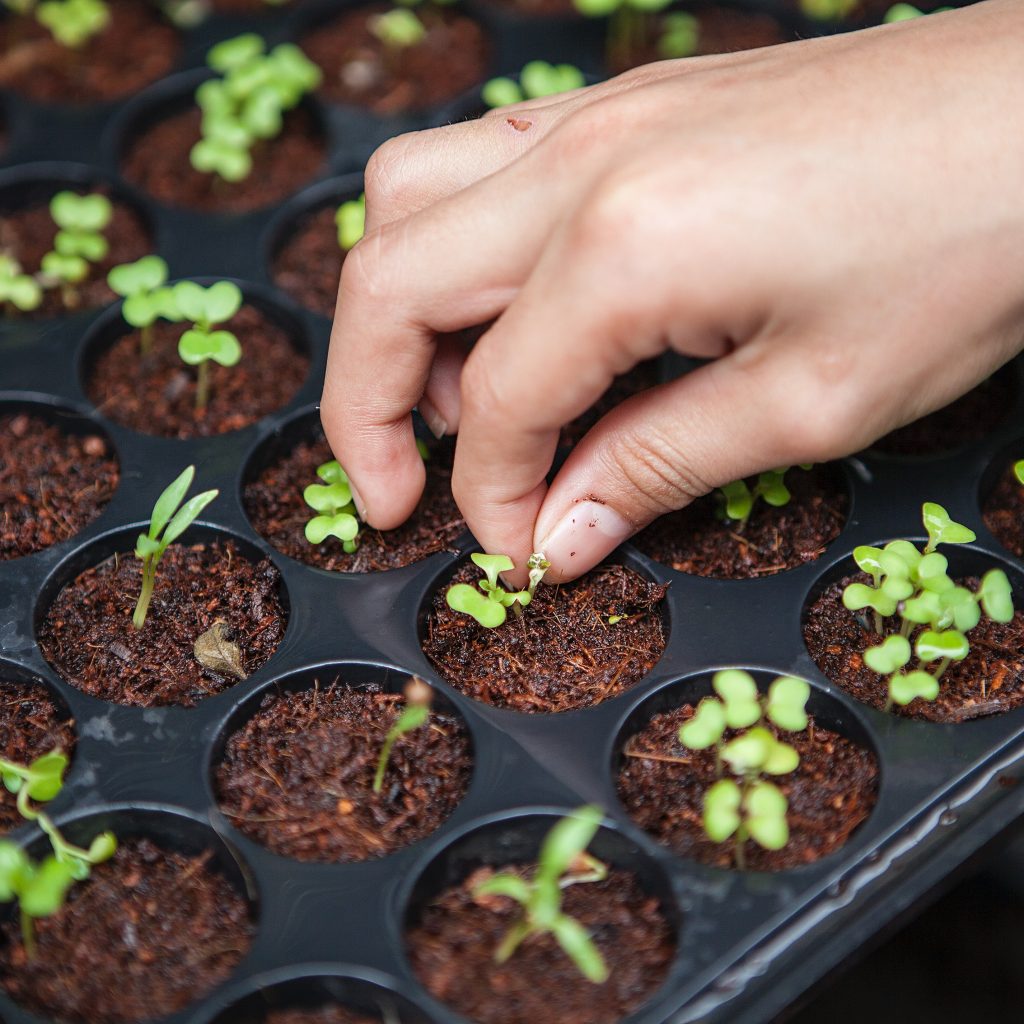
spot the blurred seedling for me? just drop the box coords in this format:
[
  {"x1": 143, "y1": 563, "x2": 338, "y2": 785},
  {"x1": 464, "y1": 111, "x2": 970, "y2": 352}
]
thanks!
[
  {"x1": 717, "y1": 464, "x2": 812, "y2": 531},
  {"x1": 0, "y1": 254, "x2": 42, "y2": 314},
  {"x1": 107, "y1": 255, "x2": 172, "y2": 356},
  {"x1": 2, "y1": 0, "x2": 109, "y2": 49},
  {"x1": 884, "y1": 4, "x2": 951, "y2": 21},
  {"x1": 133, "y1": 465, "x2": 218, "y2": 630},
  {"x1": 474, "y1": 805, "x2": 610, "y2": 983},
  {"x1": 39, "y1": 191, "x2": 112, "y2": 308},
  {"x1": 678, "y1": 670, "x2": 810, "y2": 869},
  {"x1": 373, "y1": 677, "x2": 433, "y2": 794},
  {"x1": 482, "y1": 61, "x2": 585, "y2": 109},
  {"x1": 572, "y1": 0, "x2": 675, "y2": 71},
  {"x1": 799, "y1": 0, "x2": 857, "y2": 19},
  {"x1": 304, "y1": 460, "x2": 361, "y2": 553},
  {"x1": 842, "y1": 502, "x2": 1014, "y2": 711},
  {"x1": 336, "y1": 194, "x2": 366, "y2": 251},
  {"x1": 446, "y1": 552, "x2": 550, "y2": 629}
]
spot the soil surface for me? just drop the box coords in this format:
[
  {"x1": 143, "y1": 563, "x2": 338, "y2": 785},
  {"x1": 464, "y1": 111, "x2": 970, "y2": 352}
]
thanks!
[
  {"x1": 85, "y1": 305, "x2": 308, "y2": 438},
  {"x1": 1, "y1": 413, "x2": 119, "y2": 560},
  {"x1": 245, "y1": 432, "x2": 464, "y2": 572},
  {"x1": 304, "y1": 5, "x2": 489, "y2": 114},
  {"x1": 266, "y1": 1010, "x2": 378, "y2": 1024},
  {"x1": 871, "y1": 370, "x2": 1014, "y2": 456},
  {"x1": 0, "y1": 838, "x2": 253, "y2": 1024},
  {"x1": 273, "y1": 204, "x2": 347, "y2": 318},
  {"x1": 0, "y1": 1, "x2": 179, "y2": 105},
  {"x1": 39, "y1": 540, "x2": 286, "y2": 708},
  {"x1": 0, "y1": 682, "x2": 75, "y2": 834},
  {"x1": 560, "y1": 360, "x2": 661, "y2": 448},
  {"x1": 423, "y1": 562, "x2": 668, "y2": 712},
  {"x1": 983, "y1": 459, "x2": 1024, "y2": 558},
  {"x1": 216, "y1": 682, "x2": 471, "y2": 862},
  {"x1": 122, "y1": 107, "x2": 324, "y2": 213},
  {"x1": 0, "y1": 192, "x2": 150, "y2": 319},
  {"x1": 633, "y1": 465, "x2": 848, "y2": 579},
  {"x1": 805, "y1": 574, "x2": 1024, "y2": 722},
  {"x1": 617, "y1": 706, "x2": 878, "y2": 870},
  {"x1": 408, "y1": 865, "x2": 674, "y2": 1024}
]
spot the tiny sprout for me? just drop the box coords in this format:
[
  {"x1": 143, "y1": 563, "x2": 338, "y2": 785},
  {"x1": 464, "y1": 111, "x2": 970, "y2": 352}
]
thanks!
[
  {"x1": 475, "y1": 806, "x2": 610, "y2": 984},
  {"x1": 304, "y1": 460, "x2": 361, "y2": 552},
  {"x1": 170, "y1": 280, "x2": 244, "y2": 410},
  {"x1": 373, "y1": 677, "x2": 432, "y2": 794},
  {"x1": 336, "y1": 194, "x2": 366, "y2": 251},
  {"x1": 107, "y1": 255, "x2": 171, "y2": 355},
  {"x1": 35, "y1": 0, "x2": 109, "y2": 47},
  {"x1": 482, "y1": 61, "x2": 585, "y2": 109},
  {"x1": 657, "y1": 12, "x2": 698, "y2": 59},
  {"x1": 0, "y1": 255, "x2": 42, "y2": 313},
  {"x1": 446, "y1": 552, "x2": 548, "y2": 629},
  {"x1": 38, "y1": 191, "x2": 112, "y2": 307},
  {"x1": 717, "y1": 465, "x2": 812, "y2": 530},
  {"x1": 799, "y1": 0, "x2": 856, "y2": 19},
  {"x1": 370, "y1": 7, "x2": 426, "y2": 49},
  {"x1": 884, "y1": 3, "x2": 951, "y2": 21},
  {"x1": 133, "y1": 465, "x2": 218, "y2": 630}
]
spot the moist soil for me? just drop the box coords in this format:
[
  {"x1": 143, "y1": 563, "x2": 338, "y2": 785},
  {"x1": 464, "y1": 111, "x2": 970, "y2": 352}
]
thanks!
[
  {"x1": 265, "y1": 1010, "x2": 378, "y2": 1024},
  {"x1": 0, "y1": 682, "x2": 76, "y2": 834},
  {"x1": 617, "y1": 707, "x2": 878, "y2": 870},
  {"x1": 245, "y1": 432, "x2": 464, "y2": 573},
  {"x1": 0, "y1": 193, "x2": 150, "y2": 319},
  {"x1": 559, "y1": 360, "x2": 661, "y2": 448},
  {"x1": 122, "y1": 107, "x2": 325, "y2": 213},
  {"x1": 304, "y1": 5, "x2": 489, "y2": 115},
  {"x1": 871, "y1": 370, "x2": 1014, "y2": 457},
  {"x1": 38, "y1": 540, "x2": 286, "y2": 708},
  {"x1": 632, "y1": 465, "x2": 848, "y2": 579},
  {"x1": 982, "y1": 460, "x2": 1024, "y2": 558},
  {"x1": 273, "y1": 205, "x2": 347, "y2": 318},
  {"x1": 0, "y1": 1, "x2": 179, "y2": 105},
  {"x1": 85, "y1": 305, "x2": 309, "y2": 438},
  {"x1": 216, "y1": 682, "x2": 472, "y2": 862},
  {"x1": 1, "y1": 413, "x2": 119, "y2": 560},
  {"x1": 0, "y1": 838, "x2": 253, "y2": 1024},
  {"x1": 423, "y1": 562, "x2": 668, "y2": 712},
  {"x1": 408, "y1": 865, "x2": 674, "y2": 1024},
  {"x1": 805, "y1": 574, "x2": 1024, "y2": 722}
]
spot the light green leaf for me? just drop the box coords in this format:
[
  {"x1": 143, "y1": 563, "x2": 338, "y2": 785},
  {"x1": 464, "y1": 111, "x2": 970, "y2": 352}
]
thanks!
[
  {"x1": 482, "y1": 76, "x2": 523, "y2": 109},
  {"x1": 842, "y1": 582, "x2": 897, "y2": 618},
  {"x1": 162, "y1": 488, "x2": 219, "y2": 546},
  {"x1": 446, "y1": 583, "x2": 507, "y2": 628},
  {"x1": 863, "y1": 635, "x2": 911, "y2": 675},
  {"x1": 979, "y1": 569, "x2": 1014, "y2": 624},
  {"x1": 304, "y1": 511, "x2": 359, "y2": 545},
  {"x1": 915, "y1": 629, "x2": 969, "y2": 663},
  {"x1": 712, "y1": 669, "x2": 761, "y2": 729},
  {"x1": 149, "y1": 465, "x2": 194, "y2": 540},
  {"x1": 474, "y1": 871, "x2": 531, "y2": 904},
  {"x1": 472, "y1": 552, "x2": 515, "y2": 589},
  {"x1": 721, "y1": 727, "x2": 773, "y2": 774},
  {"x1": 922, "y1": 502, "x2": 976, "y2": 551},
  {"x1": 889, "y1": 669, "x2": 940, "y2": 706},
  {"x1": 549, "y1": 914, "x2": 609, "y2": 984},
  {"x1": 18, "y1": 857, "x2": 76, "y2": 918},
  {"x1": 678, "y1": 698, "x2": 726, "y2": 750},
  {"x1": 765, "y1": 676, "x2": 809, "y2": 732},
  {"x1": 703, "y1": 778, "x2": 741, "y2": 842},
  {"x1": 744, "y1": 781, "x2": 789, "y2": 851}
]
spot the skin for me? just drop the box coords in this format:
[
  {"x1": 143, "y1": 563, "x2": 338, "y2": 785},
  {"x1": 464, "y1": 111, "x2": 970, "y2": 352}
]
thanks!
[{"x1": 322, "y1": 0, "x2": 1024, "y2": 584}]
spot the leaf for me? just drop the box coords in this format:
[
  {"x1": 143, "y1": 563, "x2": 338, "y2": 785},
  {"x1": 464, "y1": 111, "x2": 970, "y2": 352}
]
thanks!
[
  {"x1": 162, "y1": 488, "x2": 219, "y2": 547},
  {"x1": 917, "y1": 552, "x2": 954, "y2": 594},
  {"x1": 744, "y1": 781, "x2": 789, "y2": 851},
  {"x1": 40, "y1": 251, "x2": 88, "y2": 283},
  {"x1": 149, "y1": 465, "x2": 194, "y2": 540},
  {"x1": 703, "y1": 779, "x2": 741, "y2": 842},
  {"x1": 761, "y1": 738, "x2": 799, "y2": 776},
  {"x1": 193, "y1": 622, "x2": 247, "y2": 680},
  {"x1": 549, "y1": 914, "x2": 609, "y2": 984},
  {"x1": 335, "y1": 195, "x2": 366, "y2": 250},
  {"x1": 765, "y1": 676, "x2": 809, "y2": 732},
  {"x1": 18, "y1": 857, "x2": 76, "y2": 918},
  {"x1": 303, "y1": 480, "x2": 353, "y2": 514},
  {"x1": 937, "y1": 587, "x2": 981, "y2": 632},
  {"x1": 922, "y1": 502, "x2": 976, "y2": 551},
  {"x1": 979, "y1": 569, "x2": 1014, "y2": 624},
  {"x1": 190, "y1": 138, "x2": 252, "y2": 182},
  {"x1": 721, "y1": 728, "x2": 773, "y2": 774},
  {"x1": 369, "y1": 8, "x2": 426, "y2": 47},
  {"x1": 719, "y1": 479, "x2": 752, "y2": 523},
  {"x1": 863, "y1": 635, "x2": 911, "y2": 675},
  {"x1": 202, "y1": 281, "x2": 244, "y2": 324},
  {"x1": 1015, "y1": 460, "x2": 1024, "y2": 488},
  {"x1": 712, "y1": 670, "x2": 761, "y2": 728},
  {"x1": 471, "y1": 552, "x2": 515, "y2": 589},
  {"x1": 55, "y1": 229, "x2": 108, "y2": 262},
  {"x1": 853, "y1": 545, "x2": 885, "y2": 578},
  {"x1": 107, "y1": 255, "x2": 169, "y2": 297},
  {"x1": 207, "y1": 31, "x2": 265, "y2": 72},
  {"x1": 756, "y1": 468, "x2": 791, "y2": 508},
  {"x1": 842, "y1": 582, "x2": 897, "y2": 618},
  {"x1": 889, "y1": 670, "x2": 940, "y2": 707},
  {"x1": 49, "y1": 191, "x2": 111, "y2": 232},
  {"x1": 446, "y1": 583, "x2": 507, "y2": 628},
  {"x1": 304, "y1": 511, "x2": 359, "y2": 545},
  {"x1": 915, "y1": 629, "x2": 969, "y2": 663},
  {"x1": 902, "y1": 590, "x2": 942, "y2": 626},
  {"x1": 0, "y1": 842, "x2": 29, "y2": 901},
  {"x1": 474, "y1": 872, "x2": 531, "y2": 905},
  {"x1": 883, "y1": 540, "x2": 922, "y2": 577},
  {"x1": 678, "y1": 698, "x2": 726, "y2": 750},
  {"x1": 537, "y1": 806, "x2": 603, "y2": 888},
  {"x1": 169, "y1": 281, "x2": 207, "y2": 323},
  {"x1": 86, "y1": 832, "x2": 117, "y2": 864},
  {"x1": 481, "y1": 76, "x2": 523, "y2": 108},
  {"x1": 24, "y1": 750, "x2": 68, "y2": 802}
]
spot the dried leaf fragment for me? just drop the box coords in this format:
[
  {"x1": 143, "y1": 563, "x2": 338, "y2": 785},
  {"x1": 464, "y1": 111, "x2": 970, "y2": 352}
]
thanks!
[{"x1": 193, "y1": 622, "x2": 247, "y2": 680}]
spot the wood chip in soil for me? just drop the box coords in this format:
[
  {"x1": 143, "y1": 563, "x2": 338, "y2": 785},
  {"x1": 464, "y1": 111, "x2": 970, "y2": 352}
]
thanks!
[
  {"x1": 632, "y1": 464, "x2": 848, "y2": 579},
  {"x1": 0, "y1": 0, "x2": 179, "y2": 104},
  {"x1": 265, "y1": 1009, "x2": 379, "y2": 1024},
  {"x1": 0, "y1": 191, "x2": 150, "y2": 319},
  {"x1": 983, "y1": 459, "x2": 1024, "y2": 558},
  {"x1": 304, "y1": 5, "x2": 489, "y2": 114},
  {"x1": 0, "y1": 682, "x2": 75, "y2": 833},
  {"x1": 423, "y1": 562, "x2": 667, "y2": 712},
  {"x1": 617, "y1": 706, "x2": 878, "y2": 870},
  {"x1": 38, "y1": 540, "x2": 286, "y2": 708},
  {"x1": 244, "y1": 432, "x2": 464, "y2": 572},
  {"x1": 122, "y1": 107, "x2": 324, "y2": 213},
  {"x1": 408, "y1": 865, "x2": 674, "y2": 1024},
  {"x1": 1, "y1": 413, "x2": 119, "y2": 559},
  {"x1": 272, "y1": 204, "x2": 347, "y2": 318},
  {"x1": 85, "y1": 305, "x2": 309, "y2": 438},
  {"x1": 805, "y1": 574, "x2": 1024, "y2": 722},
  {"x1": 215, "y1": 682, "x2": 471, "y2": 863},
  {"x1": 0, "y1": 838, "x2": 254, "y2": 1024}
]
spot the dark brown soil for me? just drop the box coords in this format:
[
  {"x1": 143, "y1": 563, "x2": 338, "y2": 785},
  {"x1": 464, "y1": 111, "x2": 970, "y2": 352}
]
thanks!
[
  {"x1": 408, "y1": 865, "x2": 674, "y2": 1024},
  {"x1": 805, "y1": 574, "x2": 1024, "y2": 722},
  {"x1": 266, "y1": 1009, "x2": 378, "y2": 1024},
  {"x1": 38, "y1": 540, "x2": 286, "y2": 708},
  {"x1": 1, "y1": 413, "x2": 119, "y2": 560},
  {"x1": 423, "y1": 562, "x2": 667, "y2": 712},
  {"x1": 871, "y1": 370, "x2": 1014, "y2": 456},
  {"x1": 0, "y1": 1, "x2": 179, "y2": 105},
  {"x1": 304, "y1": 5, "x2": 489, "y2": 115},
  {"x1": 632, "y1": 465, "x2": 848, "y2": 579},
  {"x1": 272, "y1": 205, "x2": 347, "y2": 318},
  {"x1": 617, "y1": 707, "x2": 878, "y2": 870},
  {"x1": 983, "y1": 460, "x2": 1024, "y2": 558},
  {"x1": 559, "y1": 360, "x2": 661, "y2": 448},
  {"x1": 244, "y1": 432, "x2": 464, "y2": 572},
  {"x1": 0, "y1": 192, "x2": 150, "y2": 319},
  {"x1": 85, "y1": 305, "x2": 309, "y2": 438},
  {"x1": 0, "y1": 682, "x2": 75, "y2": 834},
  {"x1": 0, "y1": 838, "x2": 254, "y2": 1024},
  {"x1": 216, "y1": 682, "x2": 471, "y2": 862},
  {"x1": 122, "y1": 107, "x2": 325, "y2": 213}
]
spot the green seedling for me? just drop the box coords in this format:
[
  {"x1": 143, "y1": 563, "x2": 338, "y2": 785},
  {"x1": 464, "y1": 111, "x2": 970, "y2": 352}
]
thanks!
[
  {"x1": 1013, "y1": 460, "x2": 1024, "y2": 489},
  {"x1": 717, "y1": 465, "x2": 812, "y2": 530},
  {"x1": 446, "y1": 552, "x2": 548, "y2": 629},
  {"x1": 133, "y1": 465, "x2": 218, "y2": 630},
  {"x1": 884, "y1": 3, "x2": 951, "y2": 21},
  {"x1": 573, "y1": 0, "x2": 674, "y2": 72},
  {"x1": 657, "y1": 12, "x2": 699, "y2": 58},
  {"x1": 678, "y1": 670, "x2": 809, "y2": 869},
  {"x1": 475, "y1": 806, "x2": 610, "y2": 983},
  {"x1": 107, "y1": 255, "x2": 172, "y2": 355},
  {"x1": 336, "y1": 194, "x2": 366, "y2": 251},
  {"x1": 36, "y1": 0, "x2": 109, "y2": 46},
  {"x1": 373, "y1": 677, "x2": 432, "y2": 794},
  {"x1": 169, "y1": 280, "x2": 243, "y2": 410},
  {"x1": 482, "y1": 61, "x2": 585, "y2": 109},
  {"x1": 38, "y1": 191, "x2": 112, "y2": 307},
  {"x1": 0, "y1": 254, "x2": 42, "y2": 313},
  {"x1": 799, "y1": 0, "x2": 857, "y2": 19},
  {"x1": 304, "y1": 460, "x2": 361, "y2": 552},
  {"x1": 370, "y1": 7, "x2": 426, "y2": 49}
]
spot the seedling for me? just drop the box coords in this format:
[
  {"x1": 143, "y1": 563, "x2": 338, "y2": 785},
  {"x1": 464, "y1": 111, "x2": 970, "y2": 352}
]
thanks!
[
  {"x1": 842, "y1": 502, "x2": 1014, "y2": 710},
  {"x1": 884, "y1": 4, "x2": 951, "y2": 21},
  {"x1": 303, "y1": 460, "x2": 361, "y2": 553},
  {"x1": 107, "y1": 255, "x2": 172, "y2": 355},
  {"x1": 572, "y1": 0, "x2": 675, "y2": 71},
  {"x1": 446, "y1": 552, "x2": 549, "y2": 629},
  {"x1": 799, "y1": 0, "x2": 857, "y2": 19},
  {"x1": 657, "y1": 12, "x2": 699, "y2": 59},
  {"x1": 482, "y1": 61, "x2": 585, "y2": 109},
  {"x1": 38, "y1": 191, "x2": 112, "y2": 308},
  {"x1": 0, "y1": 254, "x2": 42, "y2": 314},
  {"x1": 170, "y1": 280, "x2": 243, "y2": 410},
  {"x1": 717, "y1": 465, "x2": 812, "y2": 530},
  {"x1": 373, "y1": 677, "x2": 433, "y2": 794},
  {"x1": 369, "y1": 7, "x2": 426, "y2": 50},
  {"x1": 3, "y1": 0, "x2": 110, "y2": 48},
  {"x1": 475, "y1": 806, "x2": 610, "y2": 983},
  {"x1": 132, "y1": 465, "x2": 219, "y2": 630},
  {"x1": 678, "y1": 670, "x2": 809, "y2": 869},
  {"x1": 1013, "y1": 459, "x2": 1024, "y2": 488},
  {"x1": 336, "y1": 194, "x2": 366, "y2": 251}
]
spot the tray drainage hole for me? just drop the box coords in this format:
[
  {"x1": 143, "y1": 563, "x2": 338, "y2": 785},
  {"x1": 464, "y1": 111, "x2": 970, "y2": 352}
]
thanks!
[{"x1": 939, "y1": 809, "x2": 958, "y2": 827}]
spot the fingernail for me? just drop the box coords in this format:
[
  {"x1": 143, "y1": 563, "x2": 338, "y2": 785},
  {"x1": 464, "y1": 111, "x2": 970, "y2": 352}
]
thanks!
[
  {"x1": 348, "y1": 479, "x2": 368, "y2": 521},
  {"x1": 537, "y1": 501, "x2": 634, "y2": 580},
  {"x1": 418, "y1": 398, "x2": 448, "y2": 440}
]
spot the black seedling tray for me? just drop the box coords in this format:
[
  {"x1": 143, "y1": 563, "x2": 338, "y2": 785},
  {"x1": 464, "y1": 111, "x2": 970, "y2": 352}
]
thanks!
[{"x1": 0, "y1": 2, "x2": 1013, "y2": 1023}]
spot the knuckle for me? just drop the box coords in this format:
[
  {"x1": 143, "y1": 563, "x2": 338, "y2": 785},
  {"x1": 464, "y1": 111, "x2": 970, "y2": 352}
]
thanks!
[
  {"x1": 567, "y1": 172, "x2": 647, "y2": 254},
  {"x1": 362, "y1": 135, "x2": 415, "y2": 209},
  {"x1": 339, "y1": 223, "x2": 400, "y2": 306}
]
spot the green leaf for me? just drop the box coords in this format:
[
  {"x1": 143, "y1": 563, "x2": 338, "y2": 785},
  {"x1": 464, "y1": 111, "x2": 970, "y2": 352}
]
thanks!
[
  {"x1": 762, "y1": 738, "x2": 799, "y2": 776},
  {"x1": 190, "y1": 138, "x2": 252, "y2": 182},
  {"x1": 267, "y1": 43, "x2": 322, "y2": 95},
  {"x1": 917, "y1": 552, "x2": 954, "y2": 594},
  {"x1": 842, "y1": 582, "x2": 897, "y2": 618},
  {"x1": 883, "y1": 540, "x2": 922, "y2": 577},
  {"x1": 1014, "y1": 460, "x2": 1024, "y2": 488},
  {"x1": 519, "y1": 60, "x2": 585, "y2": 100},
  {"x1": 178, "y1": 328, "x2": 242, "y2": 367},
  {"x1": 979, "y1": 569, "x2": 1014, "y2": 624},
  {"x1": 40, "y1": 251, "x2": 88, "y2": 283},
  {"x1": 756, "y1": 468, "x2": 791, "y2": 508},
  {"x1": 370, "y1": 8, "x2": 426, "y2": 47},
  {"x1": 1, "y1": 770, "x2": 22, "y2": 794},
  {"x1": 55, "y1": 229, "x2": 108, "y2": 262},
  {"x1": 317, "y1": 460, "x2": 348, "y2": 485},
  {"x1": 335, "y1": 195, "x2": 366, "y2": 251},
  {"x1": 122, "y1": 292, "x2": 163, "y2": 329},
  {"x1": 915, "y1": 629, "x2": 969, "y2": 663},
  {"x1": 880, "y1": 575, "x2": 914, "y2": 602},
  {"x1": 149, "y1": 465, "x2": 194, "y2": 540},
  {"x1": 202, "y1": 281, "x2": 243, "y2": 323},
  {"x1": 721, "y1": 727, "x2": 773, "y2": 774},
  {"x1": 549, "y1": 914, "x2": 609, "y2": 984},
  {"x1": 937, "y1": 587, "x2": 981, "y2": 632},
  {"x1": 134, "y1": 534, "x2": 161, "y2": 561},
  {"x1": 0, "y1": 842, "x2": 30, "y2": 901},
  {"x1": 0, "y1": 269, "x2": 42, "y2": 311},
  {"x1": 303, "y1": 480, "x2": 353, "y2": 514},
  {"x1": 853, "y1": 545, "x2": 885, "y2": 578},
  {"x1": 719, "y1": 479, "x2": 753, "y2": 523},
  {"x1": 240, "y1": 86, "x2": 284, "y2": 139},
  {"x1": 744, "y1": 781, "x2": 789, "y2": 851},
  {"x1": 207, "y1": 32, "x2": 265, "y2": 72},
  {"x1": 889, "y1": 669, "x2": 940, "y2": 706},
  {"x1": 765, "y1": 676, "x2": 809, "y2": 732},
  {"x1": 703, "y1": 779, "x2": 741, "y2": 842},
  {"x1": 471, "y1": 552, "x2": 515, "y2": 589},
  {"x1": 305, "y1": 511, "x2": 359, "y2": 545},
  {"x1": 573, "y1": 0, "x2": 620, "y2": 13},
  {"x1": 24, "y1": 750, "x2": 68, "y2": 802},
  {"x1": 863, "y1": 635, "x2": 912, "y2": 675},
  {"x1": 712, "y1": 670, "x2": 761, "y2": 729},
  {"x1": 537, "y1": 805, "x2": 602, "y2": 887},
  {"x1": 658, "y1": 11, "x2": 699, "y2": 58},
  {"x1": 18, "y1": 856, "x2": 76, "y2": 918},
  {"x1": 678, "y1": 698, "x2": 726, "y2": 750},
  {"x1": 107, "y1": 255, "x2": 168, "y2": 298},
  {"x1": 201, "y1": 112, "x2": 253, "y2": 150},
  {"x1": 474, "y1": 872, "x2": 531, "y2": 905},
  {"x1": 446, "y1": 583, "x2": 507, "y2": 628},
  {"x1": 38, "y1": 0, "x2": 110, "y2": 47},
  {"x1": 902, "y1": 590, "x2": 942, "y2": 626},
  {"x1": 49, "y1": 190, "x2": 112, "y2": 232},
  {"x1": 162, "y1": 488, "x2": 219, "y2": 546},
  {"x1": 196, "y1": 78, "x2": 232, "y2": 115},
  {"x1": 86, "y1": 831, "x2": 117, "y2": 864},
  {"x1": 482, "y1": 76, "x2": 524, "y2": 108},
  {"x1": 922, "y1": 502, "x2": 976, "y2": 551}
]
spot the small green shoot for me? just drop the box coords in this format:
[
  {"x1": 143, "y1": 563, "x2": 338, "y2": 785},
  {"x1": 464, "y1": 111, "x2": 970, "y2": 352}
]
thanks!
[
  {"x1": 370, "y1": 7, "x2": 426, "y2": 48},
  {"x1": 373, "y1": 677, "x2": 432, "y2": 794},
  {"x1": 446, "y1": 552, "x2": 549, "y2": 629},
  {"x1": 304, "y1": 460, "x2": 361, "y2": 553},
  {"x1": 0, "y1": 255, "x2": 42, "y2": 313},
  {"x1": 482, "y1": 61, "x2": 585, "y2": 109},
  {"x1": 169, "y1": 280, "x2": 243, "y2": 410},
  {"x1": 10, "y1": 0, "x2": 110, "y2": 48},
  {"x1": 717, "y1": 465, "x2": 812, "y2": 530},
  {"x1": 657, "y1": 12, "x2": 699, "y2": 58},
  {"x1": 37, "y1": 191, "x2": 112, "y2": 308},
  {"x1": 133, "y1": 465, "x2": 218, "y2": 630},
  {"x1": 336, "y1": 194, "x2": 366, "y2": 251},
  {"x1": 884, "y1": 3, "x2": 951, "y2": 21},
  {"x1": 107, "y1": 255, "x2": 171, "y2": 356},
  {"x1": 799, "y1": 0, "x2": 857, "y2": 19},
  {"x1": 474, "y1": 806, "x2": 610, "y2": 983},
  {"x1": 573, "y1": 0, "x2": 674, "y2": 71}
]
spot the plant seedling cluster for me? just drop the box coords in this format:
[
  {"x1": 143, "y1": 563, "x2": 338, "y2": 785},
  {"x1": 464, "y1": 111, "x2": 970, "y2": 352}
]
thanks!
[
  {"x1": 336, "y1": 194, "x2": 366, "y2": 251},
  {"x1": 446, "y1": 552, "x2": 550, "y2": 628},
  {"x1": 842, "y1": 503, "x2": 1014, "y2": 711},
  {"x1": 717, "y1": 465, "x2": 812, "y2": 530},
  {"x1": 373, "y1": 677, "x2": 433, "y2": 794},
  {"x1": 482, "y1": 62, "x2": 585, "y2": 109},
  {"x1": 192, "y1": 34, "x2": 321, "y2": 184},
  {"x1": 367, "y1": 0, "x2": 455, "y2": 63},
  {"x1": 679, "y1": 670, "x2": 810, "y2": 869},
  {"x1": 133, "y1": 465, "x2": 219, "y2": 630},
  {"x1": 106, "y1": 255, "x2": 173, "y2": 355},
  {"x1": 475, "y1": 805, "x2": 610, "y2": 983},
  {"x1": 303, "y1": 460, "x2": 361, "y2": 552},
  {"x1": 2, "y1": 0, "x2": 110, "y2": 49}
]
